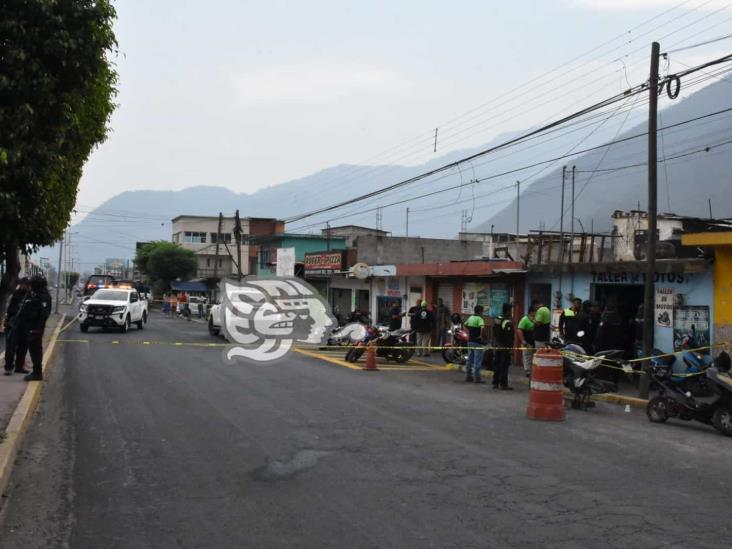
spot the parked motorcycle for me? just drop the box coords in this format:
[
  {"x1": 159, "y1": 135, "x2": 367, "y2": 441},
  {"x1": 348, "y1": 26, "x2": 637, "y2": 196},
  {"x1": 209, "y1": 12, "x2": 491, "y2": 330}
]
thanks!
[
  {"x1": 326, "y1": 323, "x2": 367, "y2": 348},
  {"x1": 345, "y1": 326, "x2": 415, "y2": 364},
  {"x1": 560, "y1": 333, "x2": 625, "y2": 409},
  {"x1": 442, "y1": 323, "x2": 469, "y2": 365},
  {"x1": 646, "y1": 350, "x2": 732, "y2": 436}
]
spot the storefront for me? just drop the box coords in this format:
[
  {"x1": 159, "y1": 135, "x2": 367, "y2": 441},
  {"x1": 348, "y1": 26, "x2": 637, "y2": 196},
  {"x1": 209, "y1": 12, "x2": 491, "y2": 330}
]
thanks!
[
  {"x1": 394, "y1": 260, "x2": 526, "y2": 319},
  {"x1": 526, "y1": 259, "x2": 714, "y2": 353},
  {"x1": 682, "y1": 232, "x2": 732, "y2": 353},
  {"x1": 303, "y1": 249, "x2": 367, "y2": 324}
]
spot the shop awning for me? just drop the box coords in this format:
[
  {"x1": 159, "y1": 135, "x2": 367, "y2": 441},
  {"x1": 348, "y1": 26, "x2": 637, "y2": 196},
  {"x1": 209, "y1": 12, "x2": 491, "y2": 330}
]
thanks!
[{"x1": 170, "y1": 280, "x2": 208, "y2": 292}]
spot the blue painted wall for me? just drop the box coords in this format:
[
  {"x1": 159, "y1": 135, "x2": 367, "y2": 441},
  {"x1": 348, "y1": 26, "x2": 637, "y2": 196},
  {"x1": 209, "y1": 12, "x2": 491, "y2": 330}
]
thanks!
[{"x1": 525, "y1": 268, "x2": 714, "y2": 352}]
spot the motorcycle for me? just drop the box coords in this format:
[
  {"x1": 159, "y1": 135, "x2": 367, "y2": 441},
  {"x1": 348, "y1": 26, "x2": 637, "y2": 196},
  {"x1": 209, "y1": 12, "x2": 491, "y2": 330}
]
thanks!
[
  {"x1": 441, "y1": 323, "x2": 469, "y2": 365},
  {"x1": 326, "y1": 323, "x2": 367, "y2": 348},
  {"x1": 646, "y1": 350, "x2": 732, "y2": 436},
  {"x1": 559, "y1": 332, "x2": 625, "y2": 410},
  {"x1": 345, "y1": 326, "x2": 415, "y2": 364}
]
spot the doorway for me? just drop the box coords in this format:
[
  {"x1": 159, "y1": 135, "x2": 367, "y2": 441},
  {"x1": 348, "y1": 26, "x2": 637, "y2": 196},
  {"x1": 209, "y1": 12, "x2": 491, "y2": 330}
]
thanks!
[{"x1": 592, "y1": 284, "x2": 644, "y2": 321}]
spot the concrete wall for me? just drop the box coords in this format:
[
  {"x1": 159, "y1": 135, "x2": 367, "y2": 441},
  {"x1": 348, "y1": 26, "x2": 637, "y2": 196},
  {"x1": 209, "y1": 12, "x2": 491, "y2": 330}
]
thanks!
[{"x1": 353, "y1": 235, "x2": 484, "y2": 265}]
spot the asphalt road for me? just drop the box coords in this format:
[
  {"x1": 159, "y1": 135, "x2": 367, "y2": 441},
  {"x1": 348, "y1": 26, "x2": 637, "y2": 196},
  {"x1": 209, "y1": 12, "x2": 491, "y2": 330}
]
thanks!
[{"x1": 0, "y1": 309, "x2": 730, "y2": 548}]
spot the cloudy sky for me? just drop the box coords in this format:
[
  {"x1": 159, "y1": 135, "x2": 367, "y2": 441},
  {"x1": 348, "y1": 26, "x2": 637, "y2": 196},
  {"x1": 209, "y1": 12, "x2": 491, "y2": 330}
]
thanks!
[{"x1": 75, "y1": 0, "x2": 731, "y2": 214}]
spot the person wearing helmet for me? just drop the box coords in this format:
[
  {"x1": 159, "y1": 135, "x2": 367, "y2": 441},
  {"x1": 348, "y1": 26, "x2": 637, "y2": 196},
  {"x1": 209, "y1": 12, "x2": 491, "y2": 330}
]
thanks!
[{"x1": 14, "y1": 275, "x2": 52, "y2": 381}]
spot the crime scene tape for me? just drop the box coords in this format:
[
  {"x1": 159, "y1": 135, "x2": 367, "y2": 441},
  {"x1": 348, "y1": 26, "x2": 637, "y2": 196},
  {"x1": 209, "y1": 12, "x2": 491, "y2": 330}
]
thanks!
[{"x1": 51, "y1": 336, "x2": 731, "y2": 372}]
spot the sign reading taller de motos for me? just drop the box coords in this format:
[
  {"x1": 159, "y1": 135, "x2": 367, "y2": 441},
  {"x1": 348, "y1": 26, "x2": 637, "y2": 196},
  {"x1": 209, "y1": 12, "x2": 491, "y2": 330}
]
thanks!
[{"x1": 304, "y1": 251, "x2": 345, "y2": 271}]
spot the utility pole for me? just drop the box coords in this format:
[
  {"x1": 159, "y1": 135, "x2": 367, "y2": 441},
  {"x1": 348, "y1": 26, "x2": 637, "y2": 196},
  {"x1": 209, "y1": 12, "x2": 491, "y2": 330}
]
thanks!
[
  {"x1": 212, "y1": 212, "x2": 223, "y2": 300},
  {"x1": 558, "y1": 166, "x2": 566, "y2": 297},
  {"x1": 515, "y1": 180, "x2": 521, "y2": 242},
  {"x1": 234, "y1": 209, "x2": 242, "y2": 281},
  {"x1": 326, "y1": 222, "x2": 331, "y2": 251},
  {"x1": 570, "y1": 166, "x2": 576, "y2": 263},
  {"x1": 640, "y1": 41, "x2": 661, "y2": 399},
  {"x1": 433, "y1": 128, "x2": 438, "y2": 153},
  {"x1": 54, "y1": 236, "x2": 64, "y2": 313}
]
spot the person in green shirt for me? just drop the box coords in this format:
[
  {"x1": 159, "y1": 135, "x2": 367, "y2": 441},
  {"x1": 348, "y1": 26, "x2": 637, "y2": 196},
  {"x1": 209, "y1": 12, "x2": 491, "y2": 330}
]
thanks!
[
  {"x1": 534, "y1": 304, "x2": 552, "y2": 349},
  {"x1": 464, "y1": 305, "x2": 489, "y2": 383},
  {"x1": 517, "y1": 301, "x2": 539, "y2": 377}
]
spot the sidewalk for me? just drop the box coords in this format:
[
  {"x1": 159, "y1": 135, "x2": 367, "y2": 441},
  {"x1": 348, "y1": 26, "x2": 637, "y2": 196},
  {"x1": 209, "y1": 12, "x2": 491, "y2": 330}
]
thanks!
[{"x1": 0, "y1": 314, "x2": 64, "y2": 435}]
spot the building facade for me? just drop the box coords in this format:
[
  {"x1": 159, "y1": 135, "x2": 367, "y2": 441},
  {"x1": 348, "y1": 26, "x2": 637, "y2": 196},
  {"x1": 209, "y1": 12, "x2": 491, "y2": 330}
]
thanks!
[{"x1": 171, "y1": 215, "x2": 284, "y2": 280}]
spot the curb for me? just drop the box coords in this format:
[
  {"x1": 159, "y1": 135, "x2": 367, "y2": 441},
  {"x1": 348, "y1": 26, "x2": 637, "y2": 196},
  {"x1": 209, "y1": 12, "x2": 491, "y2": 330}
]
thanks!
[
  {"x1": 444, "y1": 362, "x2": 649, "y2": 409},
  {"x1": 0, "y1": 314, "x2": 65, "y2": 498}
]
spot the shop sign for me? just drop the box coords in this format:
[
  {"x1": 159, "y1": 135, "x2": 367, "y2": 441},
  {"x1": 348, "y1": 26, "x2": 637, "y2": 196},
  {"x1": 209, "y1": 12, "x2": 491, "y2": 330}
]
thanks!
[
  {"x1": 655, "y1": 287, "x2": 673, "y2": 328},
  {"x1": 304, "y1": 251, "x2": 344, "y2": 271},
  {"x1": 462, "y1": 283, "x2": 491, "y2": 314},
  {"x1": 371, "y1": 265, "x2": 397, "y2": 277},
  {"x1": 276, "y1": 248, "x2": 295, "y2": 277},
  {"x1": 673, "y1": 305, "x2": 710, "y2": 351},
  {"x1": 591, "y1": 271, "x2": 690, "y2": 284},
  {"x1": 386, "y1": 279, "x2": 401, "y2": 297}
]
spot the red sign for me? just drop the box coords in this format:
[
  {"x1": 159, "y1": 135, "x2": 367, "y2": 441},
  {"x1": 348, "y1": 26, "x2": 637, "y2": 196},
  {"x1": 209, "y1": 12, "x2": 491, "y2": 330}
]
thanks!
[{"x1": 304, "y1": 251, "x2": 344, "y2": 271}]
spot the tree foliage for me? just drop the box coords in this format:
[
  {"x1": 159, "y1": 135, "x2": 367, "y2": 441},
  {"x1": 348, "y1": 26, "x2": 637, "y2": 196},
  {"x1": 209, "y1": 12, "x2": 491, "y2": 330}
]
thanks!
[
  {"x1": 0, "y1": 0, "x2": 118, "y2": 313},
  {"x1": 136, "y1": 242, "x2": 197, "y2": 290},
  {"x1": 68, "y1": 271, "x2": 80, "y2": 288}
]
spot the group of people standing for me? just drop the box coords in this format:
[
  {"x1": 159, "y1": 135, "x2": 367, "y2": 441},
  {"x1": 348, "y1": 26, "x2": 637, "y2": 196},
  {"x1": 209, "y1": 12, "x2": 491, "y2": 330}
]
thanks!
[
  {"x1": 389, "y1": 298, "x2": 453, "y2": 357},
  {"x1": 3, "y1": 275, "x2": 52, "y2": 381}
]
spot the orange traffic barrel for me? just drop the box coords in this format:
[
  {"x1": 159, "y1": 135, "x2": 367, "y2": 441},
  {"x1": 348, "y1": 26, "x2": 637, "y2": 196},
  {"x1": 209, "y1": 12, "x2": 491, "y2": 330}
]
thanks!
[
  {"x1": 363, "y1": 344, "x2": 379, "y2": 371},
  {"x1": 526, "y1": 348, "x2": 565, "y2": 421}
]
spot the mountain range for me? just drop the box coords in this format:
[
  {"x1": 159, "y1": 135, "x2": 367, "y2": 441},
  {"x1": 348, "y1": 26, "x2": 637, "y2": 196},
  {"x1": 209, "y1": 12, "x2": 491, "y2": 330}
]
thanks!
[{"x1": 65, "y1": 79, "x2": 732, "y2": 271}]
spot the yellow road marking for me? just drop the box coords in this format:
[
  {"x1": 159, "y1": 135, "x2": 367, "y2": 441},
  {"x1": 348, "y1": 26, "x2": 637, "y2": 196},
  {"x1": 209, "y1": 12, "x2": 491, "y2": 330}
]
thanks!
[{"x1": 294, "y1": 347, "x2": 362, "y2": 370}]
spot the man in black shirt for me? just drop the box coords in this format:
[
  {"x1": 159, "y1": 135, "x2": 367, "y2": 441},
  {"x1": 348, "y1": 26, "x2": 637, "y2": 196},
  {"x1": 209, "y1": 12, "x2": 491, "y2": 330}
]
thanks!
[{"x1": 388, "y1": 302, "x2": 404, "y2": 331}]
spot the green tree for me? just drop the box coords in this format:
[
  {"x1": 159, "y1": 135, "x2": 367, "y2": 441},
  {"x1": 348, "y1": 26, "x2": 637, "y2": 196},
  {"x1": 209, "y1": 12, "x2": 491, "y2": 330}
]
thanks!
[
  {"x1": 137, "y1": 242, "x2": 197, "y2": 291},
  {"x1": 68, "y1": 272, "x2": 80, "y2": 288},
  {"x1": 0, "y1": 1, "x2": 118, "y2": 317},
  {"x1": 134, "y1": 241, "x2": 167, "y2": 275}
]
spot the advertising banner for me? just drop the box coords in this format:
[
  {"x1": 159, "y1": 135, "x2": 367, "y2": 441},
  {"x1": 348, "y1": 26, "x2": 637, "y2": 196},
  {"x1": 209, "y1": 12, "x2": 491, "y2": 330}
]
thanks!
[{"x1": 655, "y1": 287, "x2": 674, "y2": 328}]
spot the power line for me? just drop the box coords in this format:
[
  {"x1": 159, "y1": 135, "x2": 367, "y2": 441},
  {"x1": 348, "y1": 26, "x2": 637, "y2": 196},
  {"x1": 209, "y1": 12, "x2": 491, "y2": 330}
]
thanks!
[
  {"x1": 287, "y1": 102, "x2": 732, "y2": 232},
  {"x1": 664, "y1": 31, "x2": 732, "y2": 53},
  {"x1": 285, "y1": 54, "x2": 732, "y2": 225}
]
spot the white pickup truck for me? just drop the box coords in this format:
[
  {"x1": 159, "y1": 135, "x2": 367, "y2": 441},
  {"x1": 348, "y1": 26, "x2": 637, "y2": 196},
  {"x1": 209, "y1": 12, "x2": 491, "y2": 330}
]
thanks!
[
  {"x1": 79, "y1": 288, "x2": 148, "y2": 333},
  {"x1": 208, "y1": 300, "x2": 223, "y2": 336}
]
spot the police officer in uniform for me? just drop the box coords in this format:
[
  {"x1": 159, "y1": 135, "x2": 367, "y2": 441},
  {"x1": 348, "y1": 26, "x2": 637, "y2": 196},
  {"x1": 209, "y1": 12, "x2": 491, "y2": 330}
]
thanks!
[
  {"x1": 492, "y1": 302, "x2": 515, "y2": 390},
  {"x1": 14, "y1": 275, "x2": 53, "y2": 382},
  {"x1": 3, "y1": 277, "x2": 30, "y2": 375},
  {"x1": 559, "y1": 297, "x2": 585, "y2": 344}
]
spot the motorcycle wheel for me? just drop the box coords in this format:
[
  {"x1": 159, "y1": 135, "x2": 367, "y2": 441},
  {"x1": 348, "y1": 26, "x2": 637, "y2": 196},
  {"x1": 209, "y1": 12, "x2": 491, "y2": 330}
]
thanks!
[
  {"x1": 397, "y1": 348, "x2": 414, "y2": 363},
  {"x1": 712, "y1": 407, "x2": 732, "y2": 436},
  {"x1": 646, "y1": 396, "x2": 670, "y2": 423},
  {"x1": 442, "y1": 347, "x2": 460, "y2": 364},
  {"x1": 346, "y1": 347, "x2": 365, "y2": 363}
]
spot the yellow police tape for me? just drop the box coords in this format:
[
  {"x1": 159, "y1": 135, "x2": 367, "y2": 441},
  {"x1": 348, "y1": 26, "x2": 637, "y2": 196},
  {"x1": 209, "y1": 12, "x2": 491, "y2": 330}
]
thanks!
[{"x1": 51, "y1": 332, "x2": 731, "y2": 377}]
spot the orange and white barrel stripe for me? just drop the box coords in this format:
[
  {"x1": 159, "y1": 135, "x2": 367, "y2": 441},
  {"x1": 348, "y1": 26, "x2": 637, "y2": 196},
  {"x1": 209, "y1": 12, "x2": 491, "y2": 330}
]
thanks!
[{"x1": 526, "y1": 348, "x2": 565, "y2": 422}]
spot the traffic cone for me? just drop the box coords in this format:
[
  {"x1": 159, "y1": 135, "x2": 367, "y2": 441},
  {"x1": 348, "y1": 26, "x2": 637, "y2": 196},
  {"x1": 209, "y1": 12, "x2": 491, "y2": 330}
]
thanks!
[{"x1": 363, "y1": 344, "x2": 379, "y2": 371}]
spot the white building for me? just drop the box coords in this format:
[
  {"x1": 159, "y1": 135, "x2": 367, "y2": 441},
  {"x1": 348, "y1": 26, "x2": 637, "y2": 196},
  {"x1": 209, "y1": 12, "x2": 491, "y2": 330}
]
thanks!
[{"x1": 171, "y1": 215, "x2": 284, "y2": 279}]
